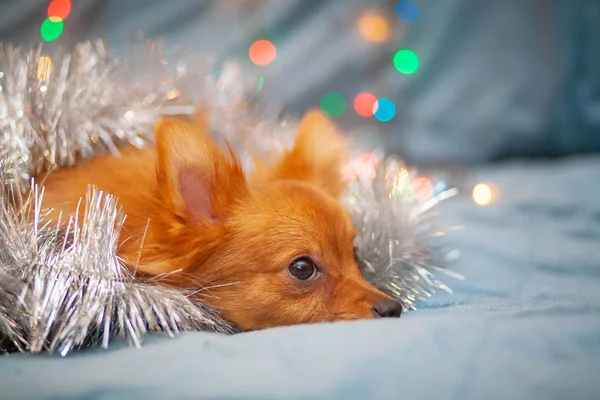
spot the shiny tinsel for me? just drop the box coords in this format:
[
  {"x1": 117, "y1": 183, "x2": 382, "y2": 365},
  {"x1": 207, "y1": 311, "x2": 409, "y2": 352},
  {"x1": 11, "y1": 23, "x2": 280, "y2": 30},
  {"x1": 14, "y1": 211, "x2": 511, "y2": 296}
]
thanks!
[
  {"x1": 0, "y1": 161, "x2": 234, "y2": 356},
  {"x1": 0, "y1": 41, "x2": 458, "y2": 355},
  {"x1": 1, "y1": 41, "x2": 152, "y2": 187},
  {"x1": 343, "y1": 157, "x2": 462, "y2": 309}
]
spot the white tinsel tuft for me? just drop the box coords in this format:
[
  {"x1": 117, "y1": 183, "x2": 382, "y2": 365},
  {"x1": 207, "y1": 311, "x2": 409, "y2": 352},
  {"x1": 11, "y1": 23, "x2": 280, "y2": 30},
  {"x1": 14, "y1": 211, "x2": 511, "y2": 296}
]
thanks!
[{"x1": 0, "y1": 41, "x2": 459, "y2": 355}]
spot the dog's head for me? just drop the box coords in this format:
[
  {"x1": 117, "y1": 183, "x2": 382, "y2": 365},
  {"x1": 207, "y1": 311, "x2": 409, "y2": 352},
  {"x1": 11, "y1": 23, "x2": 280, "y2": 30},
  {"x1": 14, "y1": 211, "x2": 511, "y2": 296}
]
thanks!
[{"x1": 153, "y1": 111, "x2": 401, "y2": 330}]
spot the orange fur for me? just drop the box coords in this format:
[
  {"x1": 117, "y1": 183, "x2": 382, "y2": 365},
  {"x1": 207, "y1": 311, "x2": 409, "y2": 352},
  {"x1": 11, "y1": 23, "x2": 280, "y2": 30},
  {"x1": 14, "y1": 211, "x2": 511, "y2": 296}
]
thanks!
[{"x1": 35, "y1": 109, "x2": 396, "y2": 330}]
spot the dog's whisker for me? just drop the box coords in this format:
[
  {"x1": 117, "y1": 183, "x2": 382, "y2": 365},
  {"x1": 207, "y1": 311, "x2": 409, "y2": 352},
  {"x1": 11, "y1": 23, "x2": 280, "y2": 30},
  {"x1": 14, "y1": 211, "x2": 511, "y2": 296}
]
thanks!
[
  {"x1": 133, "y1": 218, "x2": 151, "y2": 274},
  {"x1": 186, "y1": 281, "x2": 240, "y2": 297}
]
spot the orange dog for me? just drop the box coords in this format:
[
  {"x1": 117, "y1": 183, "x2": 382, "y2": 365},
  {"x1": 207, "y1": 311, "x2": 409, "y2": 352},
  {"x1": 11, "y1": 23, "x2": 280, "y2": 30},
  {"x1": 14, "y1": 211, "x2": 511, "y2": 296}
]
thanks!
[{"x1": 37, "y1": 110, "x2": 401, "y2": 330}]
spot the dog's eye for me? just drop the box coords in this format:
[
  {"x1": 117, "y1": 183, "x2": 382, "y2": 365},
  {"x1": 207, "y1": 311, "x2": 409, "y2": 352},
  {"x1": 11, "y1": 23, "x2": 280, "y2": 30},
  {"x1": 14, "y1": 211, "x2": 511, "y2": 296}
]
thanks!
[{"x1": 288, "y1": 257, "x2": 318, "y2": 281}]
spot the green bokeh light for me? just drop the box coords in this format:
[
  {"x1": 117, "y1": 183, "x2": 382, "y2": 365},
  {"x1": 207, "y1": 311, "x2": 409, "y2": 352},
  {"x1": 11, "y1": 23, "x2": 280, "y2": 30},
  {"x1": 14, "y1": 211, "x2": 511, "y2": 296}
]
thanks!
[
  {"x1": 41, "y1": 18, "x2": 64, "y2": 42},
  {"x1": 320, "y1": 92, "x2": 346, "y2": 118},
  {"x1": 393, "y1": 50, "x2": 419, "y2": 74}
]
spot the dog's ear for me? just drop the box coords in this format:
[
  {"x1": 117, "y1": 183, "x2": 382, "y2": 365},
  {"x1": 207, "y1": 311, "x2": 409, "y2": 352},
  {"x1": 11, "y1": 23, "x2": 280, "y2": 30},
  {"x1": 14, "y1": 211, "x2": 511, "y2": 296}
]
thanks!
[
  {"x1": 155, "y1": 117, "x2": 247, "y2": 224},
  {"x1": 257, "y1": 110, "x2": 348, "y2": 198}
]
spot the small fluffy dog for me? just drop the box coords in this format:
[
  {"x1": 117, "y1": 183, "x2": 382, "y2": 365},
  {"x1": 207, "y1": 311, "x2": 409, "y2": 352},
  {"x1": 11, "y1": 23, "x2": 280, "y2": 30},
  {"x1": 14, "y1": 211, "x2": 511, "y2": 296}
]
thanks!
[{"x1": 37, "y1": 110, "x2": 402, "y2": 330}]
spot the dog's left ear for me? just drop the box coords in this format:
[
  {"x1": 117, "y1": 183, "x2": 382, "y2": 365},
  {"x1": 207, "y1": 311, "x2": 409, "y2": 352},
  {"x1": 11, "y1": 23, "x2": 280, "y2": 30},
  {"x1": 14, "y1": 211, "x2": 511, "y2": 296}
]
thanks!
[{"x1": 257, "y1": 109, "x2": 348, "y2": 198}]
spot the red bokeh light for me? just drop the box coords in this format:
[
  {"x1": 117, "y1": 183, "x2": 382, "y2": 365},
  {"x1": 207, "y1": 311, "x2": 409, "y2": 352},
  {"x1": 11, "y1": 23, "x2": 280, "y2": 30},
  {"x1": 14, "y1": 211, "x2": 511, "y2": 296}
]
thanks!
[
  {"x1": 48, "y1": 0, "x2": 71, "y2": 20},
  {"x1": 353, "y1": 92, "x2": 378, "y2": 117},
  {"x1": 249, "y1": 40, "x2": 277, "y2": 66}
]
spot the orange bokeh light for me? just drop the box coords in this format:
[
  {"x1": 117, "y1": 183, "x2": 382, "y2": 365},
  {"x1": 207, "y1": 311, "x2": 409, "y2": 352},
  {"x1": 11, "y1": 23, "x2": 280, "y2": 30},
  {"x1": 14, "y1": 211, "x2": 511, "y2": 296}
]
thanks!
[
  {"x1": 354, "y1": 92, "x2": 378, "y2": 117},
  {"x1": 249, "y1": 40, "x2": 277, "y2": 66},
  {"x1": 358, "y1": 12, "x2": 390, "y2": 43},
  {"x1": 48, "y1": 0, "x2": 71, "y2": 20}
]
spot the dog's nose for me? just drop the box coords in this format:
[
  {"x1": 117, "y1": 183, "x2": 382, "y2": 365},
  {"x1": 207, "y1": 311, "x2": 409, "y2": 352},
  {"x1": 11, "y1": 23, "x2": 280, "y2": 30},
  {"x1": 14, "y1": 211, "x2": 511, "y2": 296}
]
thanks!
[{"x1": 372, "y1": 299, "x2": 402, "y2": 318}]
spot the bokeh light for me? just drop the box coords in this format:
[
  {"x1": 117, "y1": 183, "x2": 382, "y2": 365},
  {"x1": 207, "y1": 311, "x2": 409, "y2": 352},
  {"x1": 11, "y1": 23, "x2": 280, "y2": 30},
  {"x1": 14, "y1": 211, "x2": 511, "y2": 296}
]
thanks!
[
  {"x1": 37, "y1": 56, "x2": 53, "y2": 81},
  {"x1": 124, "y1": 110, "x2": 135, "y2": 121},
  {"x1": 320, "y1": 92, "x2": 347, "y2": 118},
  {"x1": 249, "y1": 40, "x2": 277, "y2": 66},
  {"x1": 473, "y1": 183, "x2": 493, "y2": 206},
  {"x1": 48, "y1": 0, "x2": 71, "y2": 20},
  {"x1": 342, "y1": 152, "x2": 380, "y2": 181},
  {"x1": 40, "y1": 18, "x2": 64, "y2": 42},
  {"x1": 396, "y1": 0, "x2": 420, "y2": 22},
  {"x1": 411, "y1": 176, "x2": 434, "y2": 200},
  {"x1": 358, "y1": 12, "x2": 390, "y2": 43},
  {"x1": 373, "y1": 98, "x2": 396, "y2": 122},
  {"x1": 394, "y1": 50, "x2": 419, "y2": 74},
  {"x1": 353, "y1": 92, "x2": 378, "y2": 117}
]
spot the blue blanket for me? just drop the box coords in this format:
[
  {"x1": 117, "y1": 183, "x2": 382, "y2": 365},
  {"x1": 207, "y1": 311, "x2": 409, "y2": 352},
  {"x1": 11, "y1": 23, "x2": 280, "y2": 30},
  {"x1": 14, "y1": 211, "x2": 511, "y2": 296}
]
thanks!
[{"x1": 2, "y1": 156, "x2": 600, "y2": 400}]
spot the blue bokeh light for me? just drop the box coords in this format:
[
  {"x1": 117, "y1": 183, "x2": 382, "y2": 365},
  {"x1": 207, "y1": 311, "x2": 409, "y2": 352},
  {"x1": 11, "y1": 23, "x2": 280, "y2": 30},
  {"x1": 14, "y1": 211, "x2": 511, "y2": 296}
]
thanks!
[
  {"x1": 396, "y1": 1, "x2": 420, "y2": 22},
  {"x1": 373, "y1": 98, "x2": 396, "y2": 122}
]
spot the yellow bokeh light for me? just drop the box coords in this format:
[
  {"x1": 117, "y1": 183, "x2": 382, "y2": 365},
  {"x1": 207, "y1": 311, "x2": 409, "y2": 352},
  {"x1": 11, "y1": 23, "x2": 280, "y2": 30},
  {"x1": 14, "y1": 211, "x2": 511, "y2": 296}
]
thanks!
[
  {"x1": 358, "y1": 12, "x2": 390, "y2": 43},
  {"x1": 37, "y1": 56, "x2": 53, "y2": 81},
  {"x1": 472, "y1": 183, "x2": 493, "y2": 206}
]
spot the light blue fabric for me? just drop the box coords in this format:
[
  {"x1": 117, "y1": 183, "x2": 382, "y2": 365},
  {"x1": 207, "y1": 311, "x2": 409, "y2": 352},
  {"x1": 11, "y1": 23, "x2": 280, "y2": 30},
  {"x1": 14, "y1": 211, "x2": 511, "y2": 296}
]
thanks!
[{"x1": 2, "y1": 156, "x2": 599, "y2": 400}]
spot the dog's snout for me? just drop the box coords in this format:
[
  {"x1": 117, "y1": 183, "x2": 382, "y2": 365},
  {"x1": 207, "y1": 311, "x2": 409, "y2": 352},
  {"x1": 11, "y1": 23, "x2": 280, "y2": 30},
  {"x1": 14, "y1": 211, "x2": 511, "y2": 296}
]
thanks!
[{"x1": 372, "y1": 299, "x2": 402, "y2": 318}]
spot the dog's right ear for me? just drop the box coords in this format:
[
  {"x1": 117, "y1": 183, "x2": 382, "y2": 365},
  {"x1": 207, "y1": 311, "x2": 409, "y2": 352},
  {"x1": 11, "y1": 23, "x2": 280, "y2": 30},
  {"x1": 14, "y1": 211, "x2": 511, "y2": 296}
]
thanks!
[
  {"x1": 155, "y1": 117, "x2": 248, "y2": 224},
  {"x1": 256, "y1": 110, "x2": 348, "y2": 198}
]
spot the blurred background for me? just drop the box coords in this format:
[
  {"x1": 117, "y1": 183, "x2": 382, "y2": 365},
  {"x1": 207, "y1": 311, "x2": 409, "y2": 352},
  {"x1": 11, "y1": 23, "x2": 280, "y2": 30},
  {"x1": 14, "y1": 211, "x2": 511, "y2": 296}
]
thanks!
[
  {"x1": 1, "y1": 0, "x2": 599, "y2": 167},
  {"x1": 2, "y1": 4, "x2": 600, "y2": 398}
]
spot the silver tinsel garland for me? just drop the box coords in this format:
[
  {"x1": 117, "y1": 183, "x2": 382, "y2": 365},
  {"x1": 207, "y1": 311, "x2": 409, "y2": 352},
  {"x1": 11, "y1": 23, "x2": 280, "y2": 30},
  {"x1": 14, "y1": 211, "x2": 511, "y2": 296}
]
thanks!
[{"x1": 0, "y1": 41, "x2": 459, "y2": 355}]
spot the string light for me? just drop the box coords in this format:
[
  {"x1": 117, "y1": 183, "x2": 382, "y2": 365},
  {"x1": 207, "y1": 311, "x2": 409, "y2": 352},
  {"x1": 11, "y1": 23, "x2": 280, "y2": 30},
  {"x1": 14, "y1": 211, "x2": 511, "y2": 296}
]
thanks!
[
  {"x1": 358, "y1": 12, "x2": 390, "y2": 43},
  {"x1": 396, "y1": 0, "x2": 420, "y2": 22},
  {"x1": 48, "y1": 0, "x2": 71, "y2": 20},
  {"x1": 320, "y1": 92, "x2": 346, "y2": 118},
  {"x1": 319, "y1": 3, "x2": 421, "y2": 122},
  {"x1": 41, "y1": 0, "x2": 71, "y2": 42},
  {"x1": 373, "y1": 98, "x2": 396, "y2": 122},
  {"x1": 394, "y1": 50, "x2": 419, "y2": 74},
  {"x1": 473, "y1": 183, "x2": 493, "y2": 206},
  {"x1": 40, "y1": 18, "x2": 63, "y2": 42},
  {"x1": 354, "y1": 92, "x2": 378, "y2": 117},
  {"x1": 249, "y1": 40, "x2": 276, "y2": 66},
  {"x1": 124, "y1": 110, "x2": 135, "y2": 121}
]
